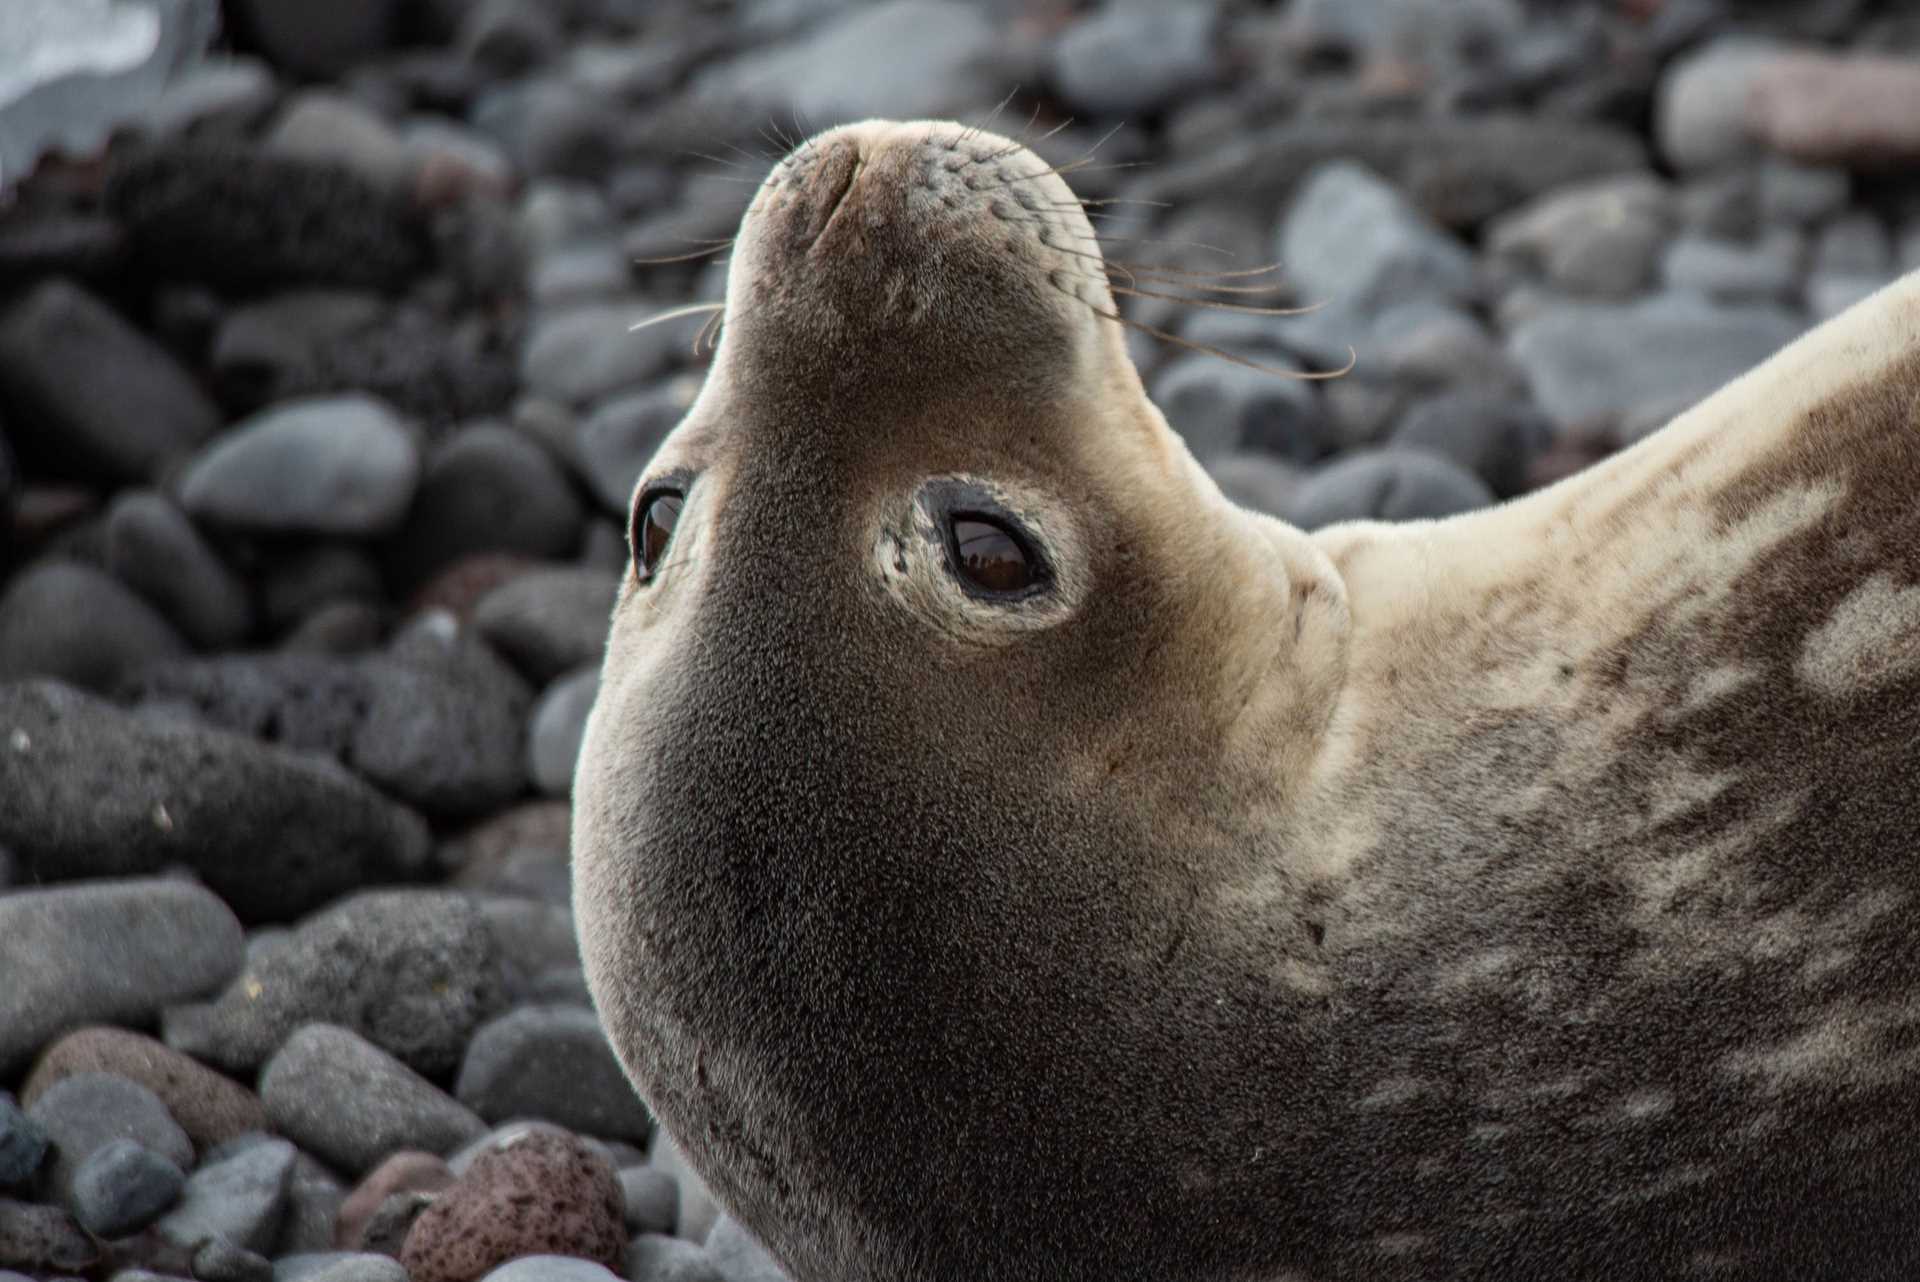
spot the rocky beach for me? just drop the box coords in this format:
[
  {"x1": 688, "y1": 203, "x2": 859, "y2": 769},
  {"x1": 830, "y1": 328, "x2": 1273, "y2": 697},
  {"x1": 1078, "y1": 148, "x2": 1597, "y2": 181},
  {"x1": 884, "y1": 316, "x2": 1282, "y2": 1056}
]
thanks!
[{"x1": 4, "y1": 0, "x2": 1920, "y2": 1279}]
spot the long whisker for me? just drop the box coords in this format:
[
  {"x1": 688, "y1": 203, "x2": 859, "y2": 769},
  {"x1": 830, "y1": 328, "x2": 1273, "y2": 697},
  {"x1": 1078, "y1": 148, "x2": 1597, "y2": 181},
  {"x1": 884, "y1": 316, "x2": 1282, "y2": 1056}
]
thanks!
[
  {"x1": 1088, "y1": 303, "x2": 1357, "y2": 380},
  {"x1": 628, "y1": 302, "x2": 726, "y2": 335},
  {"x1": 966, "y1": 87, "x2": 1020, "y2": 142},
  {"x1": 1111, "y1": 285, "x2": 1329, "y2": 317},
  {"x1": 631, "y1": 241, "x2": 735, "y2": 266}
]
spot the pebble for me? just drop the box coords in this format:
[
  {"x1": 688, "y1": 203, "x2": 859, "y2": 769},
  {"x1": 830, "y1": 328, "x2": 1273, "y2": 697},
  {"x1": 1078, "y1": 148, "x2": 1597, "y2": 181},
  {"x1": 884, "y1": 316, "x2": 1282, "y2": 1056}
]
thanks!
[
  {"x1": 335, "y1": 1153, "x2": 454, "y2": 1250},
  {"x1": 387, "y1": 423, "x2": 583, "y2": 588},
  {"x1": 0, "y1": 680, "x2": 431, "y2": 922},
  {"x1": 0, "y1": 279, "x2": 220, "y2": 484},
  {"x1": 1205, "y1": 453, "x2": 1302, "y2": 521},
  {"x1": 104, "y1": 491, "x2": 255, "y2": 650},
  {"x1": 442, "y1": 802, "x2": 574, "y2": 904},
  {"x1": 1389, "y1": 392, "x2": 1553, "y2": 500},
  {"x1": 22, "y1": 1028, "x2": 270, "y2": 1153},
  {"x1": 1507, "y1": 293, "x2": 1804, "y2": 431},
  {"x1": 520, "y1": 302, "x2": 684, "y2": 407},
  {"x1": 1746, "y1": 50, "x2": 1920, "y2": 168},
  {"x1": 1485, "y1": 174, "x2": 1674, "y2": 300},
  {"x1": 0, "y1": 1199, "x2": 95, "y2": 1273},
  {"x1": 26, "y1": 1073, "x2": 193, "y2": 1209},
  {"x1": 704, "y1": 1218, "x2": 790, "y2": 1282},
  {"x1": 527, "y1": 668, "x2": 600, "y2": 797},
  {"x1": 193, "y1": 1238, "x2": 275, "y2": 1282},
  {"x1": 1050, "y1": 4, "x2": 1219, "y2": 119},
  {"x1": 455, "y1": 1006, "x2": 651, "y2": 1141},
  {"x1": 647, "y1": 1132, "x2": 720, "y2": 1246},
  {"x1": 1151, "y1": 354, "x2": 1319, "y2": 465},
  {"x1": 1655, "y1": 36, "x2": 1780, "y2": 171},
  {"x1": 179, "y1": 395, "x2": 422, "y2": 537},
  {"x1": 619, "y1": 1167, "x2": 677, "y2": 1237},
  {"x1": 576, "y1": 383, "x2": 695, "y2": 513},
  {"x1": 470, "y1": 78, "x2": 620, "y2": 182},
  {"x1": 626, "y1": 1235, "x2": 721, "y2": 1282},
  {"x1": 260, "y1": 1025, "x2": 487, "y2": 1177},
  {"x1": 0, "y1": 877, "x2": 243, "y2": 1078},
  {"x1": 1757, "y1": 160, "x2": 1851, "y2": 227},
  {"x1": 1279, "y1": 160, "x2": 1476, "y2": 318},
  {"x1": 69, "y1": 1139, "x2": 186, "y2": 1238},
  {"x1": 459, "y1": 0, "x2": 564, "y2": 77},
  {"x1": 282, "y1": 1253, "x2": 409, "y2": 1282},
  {"x1": 473, "y1": 568, "x2": 619, "y2": 685},
  {"x1": 400, "y1": 1129, "x2": 625, "y2": 1282},
  {"x1": 0, "y1": 561, "x2": 188, "y2": 692},
  {"x1": 0, "y1": 1099, "x2": 48, "y2": 1190},
  {"x1": 1810, "y1": 211, "x2": 1891, "y2": 279},
  {"x1": 164, "y1": 890, "x2": 506, "y2": 1079},
  {"x1": 1288, "y1": 450, "x2": 1495, "y2": 531},
  {"x1": 227, "y1": 0, "x2": 398, "y2": 77},
  {"x1": 276, "y1": 1152, "x2": 348, "y2": 1257},
  {"x1": 1661, "y1": 231, "x2": 1803, "y2": 303},
  {"x1": 477, "y1": 1258, "x2": 621, "y2": 1282},
  {"x1": 154, "y1": 1137, "x2": 296, "y2": 1255},
  {"x1": 1371, "y1": 301, "x2": 1519, "y2": 396}
]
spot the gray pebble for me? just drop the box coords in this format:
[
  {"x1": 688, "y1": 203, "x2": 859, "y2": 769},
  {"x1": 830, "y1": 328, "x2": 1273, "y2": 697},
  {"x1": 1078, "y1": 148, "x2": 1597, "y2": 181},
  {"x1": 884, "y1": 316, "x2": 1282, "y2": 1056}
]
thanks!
[
  {"x1": 105, "y1": 491, "x2": 254, "y2": 649},
  {"x1": 287, "y1": 1254, "x2": 408, "y2": 1282},
  {"x1": 481, "y1": 1257, "x2": 622, "y2": 1282},
  {"x1": 1390, "y1": 392, "x2": 1553, "y2": 500},
  {"x1": 1654, "y1": 36, "x2": 1777, "y2": 172},
  {"x1": 1756, "y1": 159, "x2": 1851, "y2": 228},
  {"x1": 155, "y1": 1136, "x2": 296, "y2": 1255},
  {"x1": 1152, "y1": 354, "x2": 1318, "y2": 465},
  {"x1": 0, "y1": 877, "x2": 242, "y2": 1078},
  {"x1": 226, "y1": 0, "x2": 396, "y2": 77},
  {"x1": 165, "y1": 889, "x2": 505, "y2": 1078},
  {"x1": 272, "y1": 1151, "x2": 347, "y2": 1257},
  {"x1": 704, "y1": 1218, "x2": 789, "y2": 1282},
  {"x1": 30, "y1": 1074, "x2": 189, "y2": 1220},
  {"x1": 1050, "y1": 4, "x2": 1218, "y2": 118},
  {"x1": 0, "y1": 1097, "x2": 48, "y2": 1190},
  {"x1": 0, "y1": 562, "x2": 188, "y2": 693},
  {"x1": 527, "y1": 668, "x2": 599, "y2": 797},
  {"x1": 263, "y1": 93, "x2": 414, "y2": 195},
  {"x1": 646, "y1": 1132, "x2": 719, "y2": 1245},
  {"x1": 624, "y1": 1235, "x2": 720, "y2": 1282},
  {"x1": 0, "y1": 680, "x2": 430, "y2": 922},
  {"x1": 70, "y1": 1139, "x2": 185, "y2": 1238},
  {"x1": 474, "y1": 567, "x2": 619, "y2": 684},
  {"x1": 1811, "y1": 211, "x2": 1892, "y2": 280},
  {"x1": 0, "y1": 1199, "x2": 96, "y2": 1273},
  {"x1": 619, "y1": 1168, "x2": 677, "y2": 1237},
  {"x1": 456, "y1": 1006, "x2": 651, "y2": 1142},
  {"x1": 576, "y1": 382, "x2": 695, "y2": 513},
  {"x1": 387, "y1": 422, "x2": 583, "y2": 587},
  {"x1": 192, "y1": 1237, "x2": 273, "y2": 1282},
  {"x1": 520, "y1": 300, "x2": 683, "y2": 406},
  {"x1": 262, "y1": 1025, "x2": 486, "y2": 1177},
  {"x1": 1279, "y1": 160, "x2": 1475, "y2": 318},
  {"x1": 1204, "y1": 453, "x2": 1302, "y2": 520},
  {"x1": 179, "y1": 395, "x2": 421, "y2": 537},
  {"x1": 1806, "y1": 273, "x2": 1886, "y2": 322},
  {"x1": 1289, "y1": 449, "x2": 1495, "y2": 531},
  {"x1": 1486, "y1": 173, "x2": 1673, "y2": 300},
  {"x1": 1661, "y1": 231, "x2": 1803, "y2": 303}
]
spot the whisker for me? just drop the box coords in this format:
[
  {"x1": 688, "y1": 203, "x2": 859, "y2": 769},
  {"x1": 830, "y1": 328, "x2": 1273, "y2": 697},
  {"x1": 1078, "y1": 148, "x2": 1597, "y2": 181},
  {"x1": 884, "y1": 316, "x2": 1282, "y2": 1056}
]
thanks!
[
  {"x1": 1088, "y1": 303, "x2": 1356, "y2": 380},
  {"x1": 628, "y1": 302, "x2": 726, "y2": 335},
  {"x1": 631, "y1": 241, "x2": 736, "y2": 266},
  {"x1": 1111, "y1": 285, "x2": 1328, "y2": 317},
  {"x1": 966, "y1": 87, "x2": 1020, "y2": 142}
]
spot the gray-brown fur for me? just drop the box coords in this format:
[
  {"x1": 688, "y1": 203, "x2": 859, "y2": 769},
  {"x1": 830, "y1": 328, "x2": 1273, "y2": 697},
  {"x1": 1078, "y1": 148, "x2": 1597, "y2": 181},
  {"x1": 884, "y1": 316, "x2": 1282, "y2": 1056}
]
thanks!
[{"x1": 572, "y1": 120, "x2": 1920, "y2": 1281}]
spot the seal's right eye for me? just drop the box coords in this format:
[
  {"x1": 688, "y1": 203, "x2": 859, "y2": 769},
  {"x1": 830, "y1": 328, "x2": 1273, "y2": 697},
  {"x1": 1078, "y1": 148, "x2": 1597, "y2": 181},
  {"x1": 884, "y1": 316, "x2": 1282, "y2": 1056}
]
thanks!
[{"x1": 632, "y1": 488, "x2": 684, "y2": 582}]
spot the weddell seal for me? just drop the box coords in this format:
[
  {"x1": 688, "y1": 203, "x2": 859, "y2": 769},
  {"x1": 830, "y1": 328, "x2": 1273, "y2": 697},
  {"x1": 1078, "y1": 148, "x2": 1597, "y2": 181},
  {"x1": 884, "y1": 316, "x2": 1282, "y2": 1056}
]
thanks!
[{"x1": 570, "y1": 119, "x2": 1920, "y2": 1282}]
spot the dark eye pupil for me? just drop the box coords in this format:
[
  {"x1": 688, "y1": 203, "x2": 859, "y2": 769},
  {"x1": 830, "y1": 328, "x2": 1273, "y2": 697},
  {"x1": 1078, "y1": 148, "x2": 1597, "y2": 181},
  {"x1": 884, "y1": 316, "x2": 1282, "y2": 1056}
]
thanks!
[
  {"x1": 952, "y1": 516, "x2": 1034, "y2": 593},
  {"x1": 635, "y1": 491, "x2": 683, "y2": 580}
]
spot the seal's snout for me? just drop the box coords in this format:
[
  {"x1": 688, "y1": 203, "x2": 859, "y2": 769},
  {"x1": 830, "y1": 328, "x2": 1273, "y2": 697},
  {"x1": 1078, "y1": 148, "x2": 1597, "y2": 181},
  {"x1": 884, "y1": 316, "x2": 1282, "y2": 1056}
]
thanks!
[{"x1": 798, "y1": 136, "x2": 862, "y2": 248}]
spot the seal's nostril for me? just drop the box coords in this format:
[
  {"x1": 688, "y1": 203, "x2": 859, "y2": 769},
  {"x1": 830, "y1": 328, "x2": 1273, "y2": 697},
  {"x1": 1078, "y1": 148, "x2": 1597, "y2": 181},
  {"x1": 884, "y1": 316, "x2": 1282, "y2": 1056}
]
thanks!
[{"x1": 804, "y1": 140, "x2": 862, "y2": 246}]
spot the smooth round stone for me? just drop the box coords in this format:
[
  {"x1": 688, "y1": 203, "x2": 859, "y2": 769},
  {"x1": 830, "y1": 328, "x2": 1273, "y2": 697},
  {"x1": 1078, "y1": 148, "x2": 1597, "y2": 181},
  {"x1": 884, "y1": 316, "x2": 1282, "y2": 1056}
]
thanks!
[
  {"x1": 0, "y1": 1096, "x2": 48, "y2": 1189},
  {"x1": 455, "y1": 1006, "x2": 651, "y2": 1142},
  {"x1": 705, "y1": 1217, "x2": 790, "y2": 1282},
  {"x1": 285, "y1": 1254, "x2": 409, "y2": 1282},
  {"x1": 1279, "y1": 160, "x2": 1475, "y2": 318},
  {"x1": 22, "y1": 1027, "x2": 270, "y2": 1153},
  {"x1": 478, "y1": 1258, "x2": 620, "y2": 1282},
  {"x1": 29, "y1": 1074, "x2": 192, "y2": 1211},
  {"x1": 155, "y1": 1137, "x2": 297, "y2": 1256},
  {"x1": 0, "y1": 877, "x2": 243, "y2": 1079},
  {"x1": 624, "y1": 1235, "x2": 720, "y2": 1282},
  {"x1": 0, "y1": 561, "x2": 187, "y2": 692},
  {"x1": 179, "y1": 395, "x2": 421, "y2": 536},
  {"x1": 1288, "y1": 449, "x2": 1495, "y2": 531},
  {"x1": 70, "y1": 1139, "x2": 185, "y2": 1238},
  {"x1": 192, "y1": 1237, "x2": 274, "y2": 1282},
  {"x1": 387, "y1": 423, "x2": 583, "y2": 587},
  {"x1": 1152, "y1": 353, "x2": 1318, "y2": 465},
  {"x1": 1485, "y1": 173, "x2": 1673, "y2": 300},
  {"x1": 261, "y1": 1025, "x2": 485, "y2": 1177},
  {"x1": 1390, "y1": 392, "x2": 1554, "y2": 500},
  {"x1": 527, "y1": 668, "x2": 599, "y2": 797},
  {"x1": 618, "y1": 1167, "x2": 676, "y2": 1236},
  {"x1": 105, "y1": 490, "x2": 254, "y2": 649},
  {"x1": 575, "y1": 382, "x2": 694, "y2": 513},
  {"x1": 1050, "y1": 3, "x2": 1219, "y2": 118},
  {"x1": 473, "y1": 568, "x2": 619, "y2": 685},
  {"x1": 519, "y1": 300, "x2": 682, "y2": 406}
]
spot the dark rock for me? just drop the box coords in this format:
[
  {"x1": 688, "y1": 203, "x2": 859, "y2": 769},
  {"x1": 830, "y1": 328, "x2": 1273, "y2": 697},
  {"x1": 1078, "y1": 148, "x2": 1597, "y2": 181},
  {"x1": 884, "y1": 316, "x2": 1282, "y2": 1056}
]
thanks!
[
  {"x1": 209, "y1": 292, "x2": 385, "y2": 412},
  {"x1": 228, "y1": 0, "x2": 398, "y2": 77},
  {"x1": 400, "y1": 1129, "x2": 625, "y2": 1282},
  {"x1": 280, "y1": 602, "x2": 387, "y2": 656},
  {"x1": 261, "y1": 545, "x2": 385, "y2": 632},
  {"x1": 1050, "y1": 5, "x2": 1218, "y2": 119},
  {"x1": 455, "y1": 1006, "x2": 650, "y2": 1142},
  {"x1": 163, "y1": 890, "x2": 506, "y2": 1078},
  {"x1": 0, "y1": 562, "x2": 188, "y2": 693},
  {"x1": 1152, "y1": 355, "x2": 1319, "y2": 465},
  {"x1": 0, "y1": 1098, "x2": 48, "y2": 1190},
  {"x1": 0, "y1": 1200, "x2": 96, "y2": 1273},
  {"x1": 22, "y1": 1028, "x2": 270, "y2": 1154},
  {"x1": 26, "y1": 1073, "x2": 193, "y2": 1209},
  {"x1": 105, "y1": 492, "x2": 254, "y2": 649},
  {"x1": 359, "y1": 1191, "x2": 433, "y2": 1258},
  {"x1": 69, "y1": 1140, "x2": 185, "y2": 1238},
  {"x1": 1280, "y1": 161, "x2": 1475, "y2": 318},
  {"x1": 408, "y1": 555, "x2": 538, "y2": 622},
  {"x1": 460, "y1": 0, "x2": 563, "y2": 76},
  {"x1": 107, "y1": 143, "x2": 427, "y2": 295},
  {"x1": 1288, "y1": 450, "x2": 1495, "y2": 531},
  {"x1": 0, "y1": 877, "x2": 242, "y2": 1078},
  {"x1": 442, "y1": 802, "x2": 572, "y2": 904},
  {"x1": 527, "y1": 669, "x2": 598, "y2": 797},
  {"x1": 154, "y1": 1137, "x2": 295, "y2": 1255},
  {"x1": 1390, "y1": 392, "x2": 1554, "y2": 499},
  {"x1": 0, "y1": 213, "x2": 126, "y2": 290},
  {"x1": 192, "y1": 1238, "x2": 273, "y2": 1282},
  {"x1": 470, "y1": 79, "x2": 621, "y2": 182},
  {"x1": 0, "y1": 680, "x2": 431, "y2": 922},
  {"x1": 387, "y1": 424, "x2": 583, "y2": 587},
  {"x1": 261, "y1": 1026, "x2": 486, "y2": 1177},
  {"x1": 0, "y1": 279, "x2": 220, "y2": 484},
  {"x1": 575, "y1": 383, "x2": 693, "y2": 512},
  {"x1": 624, "y1": 1236, "x2": 720, "y2": 1282},
  {"x1": 179, "y1": 395, "x2": 421, "y2": 537},
  {"x1": 473, "y1": 569, "x2": 618, "y2": 685},
  {"x1": 471, "y1": 898, "x2": 579, "y2": 1004},
  {"x1": 618, "y1": 1168, "x2": 676, "y2": 1237},
  {"x1": 335, "y1": 1153, "x2": 454, "y2": 1251}
]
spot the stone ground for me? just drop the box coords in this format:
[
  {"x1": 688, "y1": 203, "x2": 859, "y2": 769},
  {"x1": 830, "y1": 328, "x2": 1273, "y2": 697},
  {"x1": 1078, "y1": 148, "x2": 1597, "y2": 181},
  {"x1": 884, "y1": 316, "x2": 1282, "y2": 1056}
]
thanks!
[{"x1": 4, "y1": 0, "x2": 1920, "y2": 1279}]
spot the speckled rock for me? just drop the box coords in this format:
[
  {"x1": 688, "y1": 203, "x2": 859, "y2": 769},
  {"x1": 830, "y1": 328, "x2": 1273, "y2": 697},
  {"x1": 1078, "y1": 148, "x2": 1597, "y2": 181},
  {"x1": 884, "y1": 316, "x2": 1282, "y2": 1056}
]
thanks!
[
  {"x1": 0, "y1": 561, "x2": 188, "y2": 692},
  {"x1": 0, "y1": 1199, "x2": 96, "y2": 1273},
  {"x1": 163, "y1": 890, "x2": 506, "y2": 1078},
  {"x1": 23, "y1": 1028, "x2": 269, "y2": 1153},
  {"x1": 401, "y1": 1130, "x2": 624, "y2": 1282},
  {"x1": 261, "y1": 1025, "x2": 486, "y2": 1177}
]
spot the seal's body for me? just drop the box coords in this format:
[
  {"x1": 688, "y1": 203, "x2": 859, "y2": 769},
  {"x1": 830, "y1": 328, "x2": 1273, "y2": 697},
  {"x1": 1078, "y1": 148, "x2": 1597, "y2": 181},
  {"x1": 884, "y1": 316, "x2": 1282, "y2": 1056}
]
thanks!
[{"x1": 572, "y1": 120, "x2": 1920, "y2": 1282}]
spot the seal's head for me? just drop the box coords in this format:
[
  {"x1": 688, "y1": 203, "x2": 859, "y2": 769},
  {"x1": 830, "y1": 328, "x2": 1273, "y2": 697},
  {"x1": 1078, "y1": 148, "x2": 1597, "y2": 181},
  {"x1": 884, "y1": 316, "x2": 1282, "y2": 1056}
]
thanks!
[{"x1": 573, "y1": 119, "x2": 1348, "y2": 1281}]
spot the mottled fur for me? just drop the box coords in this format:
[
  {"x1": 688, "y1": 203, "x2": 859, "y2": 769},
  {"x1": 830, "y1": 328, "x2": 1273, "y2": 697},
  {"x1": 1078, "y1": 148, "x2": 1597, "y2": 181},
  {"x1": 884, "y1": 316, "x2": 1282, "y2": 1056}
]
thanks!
[{"x1": 573, "y1": 121, "x2": 1920, "y2": 1281}]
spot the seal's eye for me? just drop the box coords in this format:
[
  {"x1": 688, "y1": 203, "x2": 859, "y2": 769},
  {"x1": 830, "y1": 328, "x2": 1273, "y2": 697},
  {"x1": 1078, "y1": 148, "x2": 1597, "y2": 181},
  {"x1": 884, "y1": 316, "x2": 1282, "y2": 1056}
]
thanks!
[
  {"x1": 632, "y1": 488, "x2": 684, "y2": 582},
  {"x1": 949, "y1": 514, "x2": 1038, "y2": 595}
]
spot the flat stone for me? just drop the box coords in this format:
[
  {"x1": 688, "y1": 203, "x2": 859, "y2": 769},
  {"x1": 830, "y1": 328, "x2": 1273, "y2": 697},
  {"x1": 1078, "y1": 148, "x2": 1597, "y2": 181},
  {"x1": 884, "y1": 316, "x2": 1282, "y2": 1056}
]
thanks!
[
  {"x1": 0, "y1": 561, "x2": 188, "y2": 693},
  {"x1": 527, "y1": 668, "x2": 599, "y2": 797},
  {"x1": 27, "y1": 1073, "x2": 192, "y2": 1210},
  {"x1": 164, "y1": 890, "x2": 506, "y2": 1078},
  {"x1": 180, "y1": 395, "x2": 421, "y2": 537},
  {"x1": 1279, "y1": 160, "x2": 1475, "y2": 318},
  {"x1": 22, "y1": 1028, "x2": 270, "y2": 1154},
  {"x1": 0, "y1": 279, "x2": 219, "y2": 483},
  {"x1": 105, "y1": 491, "x2": 254, "y2": 649},
  {"x1": 261, "y1": 1025, "x2": 486, "y2": 1177},
  {"x1": 70, "y1": 1139, "x2": 186, "y2": 1238},
  {"x1": 0, "y1": 680, "x2": 431, "y2": 922},
  {"x1": 455, "y1": 1006, "x2": 651, "y2": 1142},
  {"x1": 154, "y1": 1138, "x2": 296, "y2": 1255},
  {"x1": 0, "y1": 877, "x2": 243, "y2": 1078}
]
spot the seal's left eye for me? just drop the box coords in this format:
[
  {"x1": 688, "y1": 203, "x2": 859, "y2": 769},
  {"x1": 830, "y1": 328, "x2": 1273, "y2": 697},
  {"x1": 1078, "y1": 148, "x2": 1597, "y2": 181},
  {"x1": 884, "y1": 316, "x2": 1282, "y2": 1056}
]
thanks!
[
  {"x1": 950, "y1": 514, "x2": 1037, "y2": 595},
  {"x1": 632, "y1": 489, "x2": 683, "y2": 582}
]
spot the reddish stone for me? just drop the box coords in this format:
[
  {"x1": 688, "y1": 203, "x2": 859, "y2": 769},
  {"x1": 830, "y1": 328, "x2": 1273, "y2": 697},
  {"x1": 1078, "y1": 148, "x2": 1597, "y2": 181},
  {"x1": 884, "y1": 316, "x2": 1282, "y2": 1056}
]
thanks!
[
  {"x1": 399, "y1": 1130, "x2": 624, "y2": 1282},
  {"x1": 22, "y1": 1027, "x2": 268, "y2": 1153},
  {"x1": 336, "y1": 1151, "x2": 455, "y2": 1249},
  {"x1": 1748, "y1": 52, "x2": 1920, "y2": 169}
]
